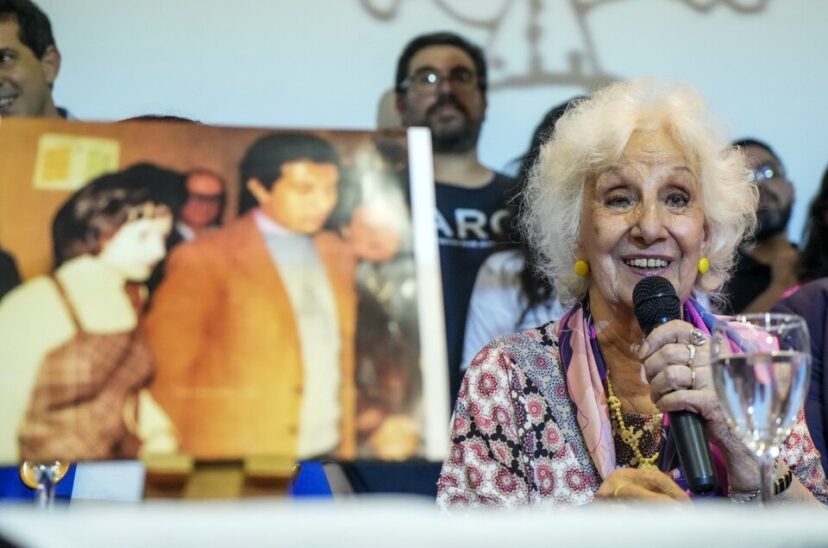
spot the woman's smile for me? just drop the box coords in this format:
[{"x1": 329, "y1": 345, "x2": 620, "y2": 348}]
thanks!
[{"x1": 620, "y1": 254, "x2": 674, "y2": 276}]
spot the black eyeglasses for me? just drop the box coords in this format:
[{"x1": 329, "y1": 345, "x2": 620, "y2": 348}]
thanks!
[
  {"x1": 188, "y1": 192, "x2": 225, "y2": 203},
  {"x1": 748, "y1": 163, "x2": 785, "y2": 183},
  {"x1": 400, "y1": 67, "x2": 480, "y2": 94}
]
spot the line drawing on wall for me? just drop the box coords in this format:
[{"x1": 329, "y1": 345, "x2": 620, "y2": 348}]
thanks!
[{"x1": 360, "y1": 0, "x2": 770, "y2": 92}]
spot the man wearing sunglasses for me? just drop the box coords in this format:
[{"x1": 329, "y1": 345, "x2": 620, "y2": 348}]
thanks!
[
  {"x1": 175, "y1": 169, "x2": 227, "y2": 242},
  {"x1": 720, "y1": 138, "x2": 798, "y2": 313},
  {"x1": 394, "y1": 32, "x2": 515, "y2": 407}
]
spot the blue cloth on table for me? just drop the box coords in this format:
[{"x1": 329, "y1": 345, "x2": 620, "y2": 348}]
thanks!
[
  {"x1": 289, "y1": 460, "x2": 332, "y2": 497},
  {"x1": 0, "y1": 464, "x2": 75, "y2": 502},
  {"x1": 1, "y1": 461, "x2": 332, "y2": 501}
]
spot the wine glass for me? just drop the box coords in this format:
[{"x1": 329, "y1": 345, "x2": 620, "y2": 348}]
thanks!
[
  {"x1": 19, "y1": 460, "x2": 70, "y2": 508},
  {"x1": 709, "y1": 313, "x2": 811, "y2": 504}
]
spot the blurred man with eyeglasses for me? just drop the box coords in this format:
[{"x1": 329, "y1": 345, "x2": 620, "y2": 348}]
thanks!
[
  {"x1": 394, "y1": 31, "x2": 515, "y2": 407},
  {"x1": 332, "y1": 32, "x2": 516, "y2": 501},
  {"x1": 145, "y1": 169, "x2": 227, "y2": 296},
  {"x1": 720, "y1": 138, "x2": 798, "y2": 314},
  {"x1": 176, "y1": 169, "x2": 226, "y2": 242}
]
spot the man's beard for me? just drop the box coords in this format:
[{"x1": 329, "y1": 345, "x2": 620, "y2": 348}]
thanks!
[
  {"x1": 426, "y1": 94, "x2": 482, "y2": 154},
  {"x1": 755, "y1": 202, "x2": 793, "y2": 241}
]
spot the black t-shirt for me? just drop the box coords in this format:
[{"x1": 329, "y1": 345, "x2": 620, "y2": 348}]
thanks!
[
  {"x1": 435, "y1": 172, "x2": 516, "y2": 404},
  {"x1": 719, "y1": 248, "x2": 771, "y2": 314}
]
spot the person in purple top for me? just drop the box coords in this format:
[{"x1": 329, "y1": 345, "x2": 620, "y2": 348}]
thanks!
[{"x1": 773, "y1": 277, "x2": 828, "y2": 477}]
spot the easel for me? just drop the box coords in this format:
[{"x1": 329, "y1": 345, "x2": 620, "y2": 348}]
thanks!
[
  {"x1": 19, "y1": 460, "x2": 71, "y2": 508},
  {"x1": 143, "y1": 454, "x2": 300, "y2": 499}
]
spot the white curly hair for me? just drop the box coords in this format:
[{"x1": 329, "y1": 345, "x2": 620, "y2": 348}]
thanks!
[{"x1": 520, "y1": 78, "x2": 758, "y2": 305}]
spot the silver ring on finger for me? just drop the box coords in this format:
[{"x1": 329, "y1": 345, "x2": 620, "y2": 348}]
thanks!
[
  {"x1": 689, "y1": 327, "x2": 708, "y2": 347},
  {"x1": 685, "y1": 343, "x2": 697, "y2": 367}
]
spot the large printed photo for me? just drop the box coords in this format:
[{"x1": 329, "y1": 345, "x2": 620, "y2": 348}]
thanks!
[{"x1": 0, "y1": 118, "x2": 448, "y2": 465}]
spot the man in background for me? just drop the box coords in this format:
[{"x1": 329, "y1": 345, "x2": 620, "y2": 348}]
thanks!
[
  {"x1": 335, "y1": 31, "x2": 515, "y2": 500},
  {"x1": 173, "y1": 170, "x2": 226, "y2": 242},
  {"x1": 146, "y1": 169, "x2": 227, "y2": 292},
  {"x1": 394, "y1": 31, "x2": 515, "y2": 404},
  {"x1": 0, "y1": 0, "x2": 65, "y2": 118},
  {"x1": 720, "y1": 138, "x2": 799, "y2": 313}
]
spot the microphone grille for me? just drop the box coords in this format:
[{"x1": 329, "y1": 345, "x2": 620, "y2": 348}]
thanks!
[{"x1": 633, "y1": 276, "x2": 681, "y2": 332}]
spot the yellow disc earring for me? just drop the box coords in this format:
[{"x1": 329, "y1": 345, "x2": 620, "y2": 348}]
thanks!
[
  {"x1": 698, "y1": 257, "x2": 710, "y2": 275},
  {"x1": 574, "y1": 259, "x2": 590, "y2": 277}
]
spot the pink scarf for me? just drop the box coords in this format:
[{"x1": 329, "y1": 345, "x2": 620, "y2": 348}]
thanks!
[{"x1": 554, "y1": 299, "x2": 726, "y2": 490}]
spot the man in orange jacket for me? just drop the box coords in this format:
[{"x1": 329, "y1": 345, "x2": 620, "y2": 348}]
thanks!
[{"x1": 145, "y1": 133, "x2": 357, "y2": 461}]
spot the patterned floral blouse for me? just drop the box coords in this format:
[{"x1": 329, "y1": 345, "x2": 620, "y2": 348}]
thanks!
[{"x1": 437, "y1": 322, "x2": 828, "y2": 508}]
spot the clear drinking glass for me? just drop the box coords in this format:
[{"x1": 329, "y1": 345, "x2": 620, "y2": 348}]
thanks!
[
  {"x1": 19, "y1": 460, "x2": 70, "y2": 508},
  {"x1": 710, "y1": 313, "x2": 811, "y2": 504}
]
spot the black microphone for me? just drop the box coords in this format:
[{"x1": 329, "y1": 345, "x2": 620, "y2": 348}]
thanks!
[{"x1": 633, "y1": 276, "x2": 717, "y2": 494}]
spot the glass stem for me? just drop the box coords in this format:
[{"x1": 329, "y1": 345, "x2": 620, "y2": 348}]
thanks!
[
  {"x1": 34, "y1": 464, "x2": 58, "y2": 509},
  {"x1": 759, "y1": 453, "x2": 775, "y2": 505}
]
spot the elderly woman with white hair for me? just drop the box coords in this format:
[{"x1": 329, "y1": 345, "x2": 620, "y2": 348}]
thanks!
[{"x1": 437, "y1": 79, "x2": 828, "y2": 507}]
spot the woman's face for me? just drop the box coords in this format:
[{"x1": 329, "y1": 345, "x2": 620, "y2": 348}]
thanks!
[
  {"x1": 577, "y1": 129, "x2": 707, "y2": 313},
  {"x1": 98, "y1": 209, "x2": 172, "y2": 282}
]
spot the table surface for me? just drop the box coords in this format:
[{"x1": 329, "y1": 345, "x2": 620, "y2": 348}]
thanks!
[{"x1": 1, "y1": 497, "x2": 827, "y2": 548}]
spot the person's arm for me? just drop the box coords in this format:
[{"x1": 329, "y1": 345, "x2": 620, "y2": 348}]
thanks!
[
  {"x1": 461, "y1": 253, "x2": 523, "y2": 369},
  {"x1": 741, "y1": 246, "x2": 799, "y2": 313},
  {"x1": 137, "y1": 389, "x2": 179, "y2": 455},
  {"x1": 741, "y1": 285, "x2": 791, "y2": 314},
  {"x1": 437, "y1": 342, "x2": 532, "y2": 508}
]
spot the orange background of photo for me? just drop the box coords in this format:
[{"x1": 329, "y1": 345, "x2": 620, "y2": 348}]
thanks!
[{"x1": 0, "y1": 117, "x2": 381, "y2": 280}]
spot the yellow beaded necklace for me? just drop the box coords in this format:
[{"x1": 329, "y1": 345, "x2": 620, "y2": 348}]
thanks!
[{"x1": 606, "y1": 377, "x2": 661, "y2": 470}]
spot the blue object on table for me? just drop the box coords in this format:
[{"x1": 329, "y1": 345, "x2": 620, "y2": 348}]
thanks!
[
  {"x1": 0, "y1": 464, "x2": 76, "y2": 502},
  {"x1": 288, "y1": 460, "x2": 332, "y2": 497}
]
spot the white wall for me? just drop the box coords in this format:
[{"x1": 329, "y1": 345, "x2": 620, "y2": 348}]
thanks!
[{"x1": 39, "y1": 0, "x2": 827, "y2": 240}]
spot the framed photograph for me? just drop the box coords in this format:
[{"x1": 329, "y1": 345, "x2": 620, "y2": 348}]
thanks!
[{"x1": 0, "y1": 118, "x2": 448, "y2": 465}]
